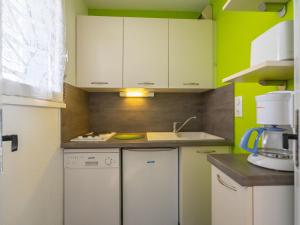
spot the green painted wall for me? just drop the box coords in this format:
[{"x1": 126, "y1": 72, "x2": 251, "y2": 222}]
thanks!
[
  {"x1": 89, "y1": 9, "x2": 200, "y2": 19},
  {"x1": 212, "y1": 0, "x2": 294, "y2": 153}
]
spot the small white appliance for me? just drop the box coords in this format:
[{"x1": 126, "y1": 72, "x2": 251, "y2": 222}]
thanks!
[
  {"x1": 240, "y1": 91, "x2": 294, "y2": 171},
  {"x1": 71, "y1": 132, "x2": 116, "y2": 142},
  {"x1": 123, "y1": 148, "x2": 178, "y2": 225},
  {"x1": 64, "y1": 149, "x2": 120, "y2": 225},
  {"x1": 251, "y1": 20, "x2": 294, "y2": 67}
]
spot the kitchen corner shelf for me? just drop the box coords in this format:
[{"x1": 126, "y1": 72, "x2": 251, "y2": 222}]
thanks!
[
  {"x1": 223, "y1": 0, "x2": 289, "y2": 11},
  {"x1": 222, "y1": 60, "x2": 294, "y2": 83}
]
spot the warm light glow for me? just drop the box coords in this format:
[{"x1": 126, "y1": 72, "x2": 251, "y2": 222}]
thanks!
[
  {"x1": 120, "y1": 89, "x2": 154, "y2": 98},
  {"x1": 125, "y1": 91, "x2": 144, "y2": 97}
]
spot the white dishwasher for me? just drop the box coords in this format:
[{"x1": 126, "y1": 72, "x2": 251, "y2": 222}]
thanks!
[
  {"x1": 64, "y1": 149, "x2": 120, "y2": 225},
  {"x1": 123, "y1": 148, "x2": 179, "y2": 225}
]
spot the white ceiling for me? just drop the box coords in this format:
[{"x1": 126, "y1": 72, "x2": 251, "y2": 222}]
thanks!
[{"x1": 84, "y1": 0, "x2": 209, "y2": 12}]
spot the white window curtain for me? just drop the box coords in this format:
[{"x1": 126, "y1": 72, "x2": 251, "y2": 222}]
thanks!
[{"x1": 1, "y1": 0, "x2": 66, "y2": 102}]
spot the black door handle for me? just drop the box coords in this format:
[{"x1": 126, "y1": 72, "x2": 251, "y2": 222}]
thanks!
[
  {"x1": 282, "y1": 109, "x2": 300, "y2": 169},
  {"x1": 2, "y1": 135, "x2": 18, "y2": 152},
  {"x1": 283, "y1": 133, "x2": 298, "y2": 149}
]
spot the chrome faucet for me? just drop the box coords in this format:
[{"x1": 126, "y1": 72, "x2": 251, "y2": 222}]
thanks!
[{"x1": 173, "y1": 116, "x2": 197, "y2": 133}]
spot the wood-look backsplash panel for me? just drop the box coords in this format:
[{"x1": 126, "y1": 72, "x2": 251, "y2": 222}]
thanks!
[
  {"x1": 61, "y1": 83, "x2": 90, "y2": 142},
  {"x1": 89, "y1": 93, "x2": 203, "y2": 133},
  {"x1": 201, "y1": 84, "x2": 234, "y2": 142},
  {"x1": 61, "y1": 84, "x2": 234, "y2": 142}
]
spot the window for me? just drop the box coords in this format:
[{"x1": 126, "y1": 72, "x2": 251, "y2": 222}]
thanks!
[{"x1": 1, "y1": 0, "x2": 66, "y2": 102}]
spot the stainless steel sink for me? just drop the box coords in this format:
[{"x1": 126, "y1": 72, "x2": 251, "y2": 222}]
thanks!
[{"x1": 146, "y1": 132, "x2": 224, "y2": 141}]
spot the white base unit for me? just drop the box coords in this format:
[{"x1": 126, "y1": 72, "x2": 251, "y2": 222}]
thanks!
[
  {"x1": 64, "y1": 149, "x2": 120, "y2": 225},
  {"x1": 212, "y1": 165, "x2": 294, "y2": 225},
  {"x1": 180, "y1": 146, "x2": 230, "y2": 225},
  {"x1": 251, "y1": 20, "x2": 294, "y2": 67},
  {"x1": 123, "y1": 148, "x2": 178, "y2": 225},
  {"x1": 248, "y1": 154, "x2": 294, "y2": 172}
]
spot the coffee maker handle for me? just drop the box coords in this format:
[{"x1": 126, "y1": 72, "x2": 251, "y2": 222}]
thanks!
[{"x1": 240, "y1": 128, "x2": 265, "y2": 155}]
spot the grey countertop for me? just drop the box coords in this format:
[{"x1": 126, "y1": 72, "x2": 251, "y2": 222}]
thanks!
[
  {"x1": 62, "y1": 133, "x2": 232, "y2": 149},
  {"x1": 207, "y1": 154, "x2": 294, "y2": 187}
]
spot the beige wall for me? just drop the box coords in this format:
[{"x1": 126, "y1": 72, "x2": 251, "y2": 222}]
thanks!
[
  {"x1": 0, "y1": 2, "x2": 88, "y2": 224},
  {"x1": 0, "y1": 106, "x2": 63, "y2": 225},
  {"x1": 65, "y1": 0, "x2": 88, "y2": 85}
]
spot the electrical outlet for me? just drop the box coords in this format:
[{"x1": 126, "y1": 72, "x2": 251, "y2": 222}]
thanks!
[{"x1": 235, "y1": 96, "x2": 243, "y2": 117}]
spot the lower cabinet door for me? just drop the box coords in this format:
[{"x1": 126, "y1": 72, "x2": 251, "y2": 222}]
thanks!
[
  {"x1": 211, "y1": 166, "x2": 253, "y2": 225},
  {"x1": 180, "y1": 146, "x2": 229, "y2": 225},
  {"x1": 123, "y1": 148, "x2": 179, "y2": 225}
]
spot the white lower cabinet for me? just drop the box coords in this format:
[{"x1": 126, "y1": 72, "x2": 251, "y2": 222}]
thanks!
[
  {"x1": 211, "y1": 166, "x2": 252, "y2": 225},
  {"x1": 212, "y1": 166, "x2": 294, "y2": 225},
  {"x1": 180, "y1": 146, "x2": 230, "y2": 225},
  {"x1": 123, "y1": 148, "x2": 178, "y2": 225}
]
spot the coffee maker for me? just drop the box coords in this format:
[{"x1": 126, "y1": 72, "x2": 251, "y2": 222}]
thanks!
[{"x1": 240, "y1": 91, "x2": 294, "y2": 171}]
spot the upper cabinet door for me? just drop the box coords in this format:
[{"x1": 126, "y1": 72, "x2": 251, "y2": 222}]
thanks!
[
  {"x1": 77, "y1": 16, "x2": 123, "y2": 88},
  {"x1": 123, "y1": 18, "x2": 169, "y2": 88},
  {"x1": 169, "y1": 19, "x2": 214, "y2": 89}
]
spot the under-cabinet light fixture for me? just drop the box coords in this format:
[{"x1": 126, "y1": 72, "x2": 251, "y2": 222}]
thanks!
[{"x1": 119, "y1": 89, "x2": 154, "y2": 98}]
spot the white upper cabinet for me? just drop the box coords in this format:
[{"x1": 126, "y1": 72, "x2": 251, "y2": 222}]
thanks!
[
  {"x1": 77, "y1": 16, "x2": 123, "y2": 88},
  {"x1": 169, "y1": 19, "x2": 214, "y2": 89},
  {"x1": 123, "y1": 18, "x2": 169, "y2": 88},
  {"x1": 76, "y1": 16, "x2": 214, "y2": 91}
]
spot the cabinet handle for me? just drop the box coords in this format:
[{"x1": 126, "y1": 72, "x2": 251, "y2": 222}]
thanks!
[
  {"x1": 217, "y1": 174, "x2": 237, "y2": 192},
  {"x1": 124, "y1": 148, "x2": 177, "y2": 152},
  {"x1": 91, "y1": 82, "x2": 109, "y2": 85},
  {"x1": 183, "y1": 82, "x2": 199, "y2": 86},
  {"x1": 137, "y1": 82, "x2": 155, "y2": 86},
  {"x1": 196, "y1": 150, "x2": 216, "y2": 154}
]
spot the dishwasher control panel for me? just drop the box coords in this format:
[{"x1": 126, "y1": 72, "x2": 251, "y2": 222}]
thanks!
[{"x1": 64, "y1": 153, "x2": 119, "y2": 169}]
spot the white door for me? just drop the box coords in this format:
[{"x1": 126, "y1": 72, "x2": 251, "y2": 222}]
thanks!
[
  {"x1": 169, "y1": 19, "x2": 214, "y2": 89},
  {"x1": 180, "y1": 147, "x2": 230, "y2": 225},
  {"x1": 211, "y1": 166, "x2": 253, "y2": 225},
  {"x1": 123, "y1": 18, "x2": 169, "y2": 88},
  {"x1": 294, "y1": 0, "x2": 300, "y2": 224},
  {"x1": 77, "y1": 16, "x2": 123, "y2": 88},
  {"x1": 123, "y1": 148, "x2": 178, "y2": 225}
]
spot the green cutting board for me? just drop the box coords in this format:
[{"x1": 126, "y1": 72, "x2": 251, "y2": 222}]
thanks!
[{"x1": 113, "y1": 134, "x2": 145, "y2": 140}]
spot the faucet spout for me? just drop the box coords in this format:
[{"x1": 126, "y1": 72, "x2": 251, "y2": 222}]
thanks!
[{"x1": 173, "y1": 116, "x2": 197, "y2": 133}]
